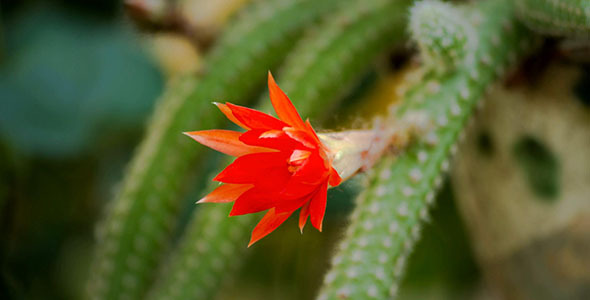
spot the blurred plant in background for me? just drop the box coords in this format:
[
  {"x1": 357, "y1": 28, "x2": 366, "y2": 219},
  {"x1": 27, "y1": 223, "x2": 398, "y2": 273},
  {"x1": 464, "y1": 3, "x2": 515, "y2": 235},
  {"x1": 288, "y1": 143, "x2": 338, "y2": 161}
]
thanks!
[
  {"x1": 0, "y1": 2, "x2": 163, "y2": 157},
  {"x1": 0, "y1": 0, "x2": 164, "y2": 299},
  {"x1": 0, "y1": 0, "x2": 588, "y2": 299}
]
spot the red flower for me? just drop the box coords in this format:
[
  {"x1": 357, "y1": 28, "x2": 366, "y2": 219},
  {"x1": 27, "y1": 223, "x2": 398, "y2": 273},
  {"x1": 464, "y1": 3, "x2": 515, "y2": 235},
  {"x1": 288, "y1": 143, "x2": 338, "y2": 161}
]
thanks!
[{"x1": 185, "y1": 72, "x2": 342, "y2": 246}]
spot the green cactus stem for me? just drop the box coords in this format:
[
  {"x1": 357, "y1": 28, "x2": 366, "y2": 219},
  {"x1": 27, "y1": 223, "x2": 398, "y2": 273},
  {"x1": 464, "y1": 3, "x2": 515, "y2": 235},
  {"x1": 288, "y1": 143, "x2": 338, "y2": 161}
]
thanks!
[
  {"x1": 316, "y1": 0, "x2": 534, "y2": 299},
  {"x1": 86, "y1": 1, "x2": 341, "y2": 299},
  {"x1": 515, "y1": 0, "x2": 590, "y2": 38},
  {"x1": 409, "y1": 0, "x2": 476, "y2": 73},
  {"x1": 268, "y1": 0, "x2": 411, "y2": 117},
  {"x1": 146, "y1": 0, "x2": 413, "y2": 299}
]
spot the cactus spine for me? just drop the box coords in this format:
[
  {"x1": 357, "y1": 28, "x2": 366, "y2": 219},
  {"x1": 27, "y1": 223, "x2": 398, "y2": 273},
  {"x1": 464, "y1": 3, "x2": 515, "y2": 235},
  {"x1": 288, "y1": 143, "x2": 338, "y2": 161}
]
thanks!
[
  {"x1": 86, "y1": 1, "x2": 342, "y2": 299},
  {"x1": 146, "y1": 0, "x2": 413, "y2": 299},
  {"x1": 316, "y1": 1, "x2": 534, "y2": 299}
]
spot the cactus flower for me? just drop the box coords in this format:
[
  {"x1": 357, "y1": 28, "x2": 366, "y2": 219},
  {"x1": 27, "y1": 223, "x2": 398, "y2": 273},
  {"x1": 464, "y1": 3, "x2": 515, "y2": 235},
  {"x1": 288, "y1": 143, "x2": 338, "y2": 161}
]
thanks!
[{"x1": 185, "y1": 72, "x2": 342, "y2": 246}]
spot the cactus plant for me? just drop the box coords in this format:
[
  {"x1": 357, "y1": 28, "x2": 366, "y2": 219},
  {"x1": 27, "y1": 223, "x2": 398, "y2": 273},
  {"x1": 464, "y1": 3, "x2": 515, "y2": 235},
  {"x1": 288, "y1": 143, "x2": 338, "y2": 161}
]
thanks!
[
  {"x1": 317, "y1": 0, "x2": 533, "y2": 298},
  {"x1": 452, "y1": 62, "x2": 590, "y2": 299},
  {"x1": 146, "y1": 0, "x2": 412, "y2": 299},
  {"x1": 515, "y1": 0, "x2": 590, "y2": 38},
  {"x1": 4, "y1": 0, "x2": 590, "y2": 298},
  {"x1": 408, "y1": 0, "x2": 476, "y2": 73},
  {"x1": 76, "y1": 0, "x2": 590, "y2": 299}
]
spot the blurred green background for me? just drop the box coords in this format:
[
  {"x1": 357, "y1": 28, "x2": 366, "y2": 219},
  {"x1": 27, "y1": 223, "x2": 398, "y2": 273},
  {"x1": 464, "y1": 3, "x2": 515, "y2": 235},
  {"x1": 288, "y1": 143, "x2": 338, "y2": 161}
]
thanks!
[{"x1": 0, "y1": 1, "x2": 480, "y2": 299}]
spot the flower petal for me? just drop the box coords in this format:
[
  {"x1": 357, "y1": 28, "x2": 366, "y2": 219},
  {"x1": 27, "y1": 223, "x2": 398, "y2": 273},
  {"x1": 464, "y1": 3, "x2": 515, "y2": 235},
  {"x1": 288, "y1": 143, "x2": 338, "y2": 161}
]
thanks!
[
  {"x1": 197, "y1": 183, "x2": 253, "y2": 203},
  {"x1": 328, "y1": 167, "x2": 342, "y2": 187},
  {"x1": 274, "y1": 193, "x2": 312, "y2": 213},
  {"x1": 226, "y1": 103, "x2": 288, "y2": 130},
  {"x1": 229, "y1": 188, "x2": 275, "y2": 216},
  {"x1": 289, "y1": 150, "x2": 311, "y2": 164},
  {"x1": 248, "y1": 208, "x2": 293, "y2": 247},
  {"x1": 184, "y1": 130, "x2": 273, "y2": 157},
  {"x1": 292, "y1": 151, "x2": 328, "y2": 184},
  {"x1": 267, "y1": 72, "x2": 306, "y2": 129},
  {"x1": 214, "y1": 152, "x2": 290, "y2": 185},
  {"x1": 298, "y1": 201, "x2": 311, "y2": 233},
  {"x1": 310, "y1": 181, "x2": 328, "y2": 232},
  {"x1": 214, "y1": 102, "x2": 249, "y2": 129},
  {"x1": 283, "y1": 127, "x2": 317, "y2": 149},
  {"x1": 239, "y1": 129, "x2": 305, "y2": 151},
  {"x1": 280, "y1": 177, "x2": 320, "y2": 201}
]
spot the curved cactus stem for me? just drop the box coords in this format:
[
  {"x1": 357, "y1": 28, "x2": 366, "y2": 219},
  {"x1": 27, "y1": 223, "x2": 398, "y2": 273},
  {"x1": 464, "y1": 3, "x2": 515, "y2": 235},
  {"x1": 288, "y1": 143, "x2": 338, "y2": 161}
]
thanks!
[
  {"x1": 316, "y1": 1, "x2": 535, "y2": 299},
  {"x1": 146, "y1": 0, "x2": 413, "y2": 299},
  {"x1": 409, "y1": 0, "x2": 476, "y2": 73},
  {"x1": 269, "y1": 0, "x2": 412, "y2": 117},
  {"x1": 86, "y1": 1, "x2": 341, "y2": 299},
  {"x1": 145, "y1": 181, "x2": 256, "y2": 300},
  {"x1": 515, "y1": 0, "x2": 590, "y2": 38}
]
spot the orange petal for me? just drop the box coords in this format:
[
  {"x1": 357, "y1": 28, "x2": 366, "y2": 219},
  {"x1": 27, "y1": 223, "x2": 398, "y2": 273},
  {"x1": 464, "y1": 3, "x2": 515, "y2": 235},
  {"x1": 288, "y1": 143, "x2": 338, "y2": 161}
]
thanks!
[
  {"x1": 229, "y1": 188, "x2": 276, "y2": 216},
  {"x1": 248, "y1": 208, "x2": 293, "y2": 247},
  {"x1": 289, "y1": 150, "x2": 311, "y2": 164},
  {"x1": 298, "y1": 201, "x2": 311, "y2": 233},
  {"x1": 197, "y1": 183, "x2": 253, "y2": 203},
  {"x1": 310, "y1": 181, "x2": 328, "y2": 232},
  {"x1": 328, "y1": 167, "x2": 342, "y2": 187},
  {"x1": 225, "y1": 103, "x2": 288, "y2": 130},
  {"x1": 214, "y1": 102, "x2": 249, "y2": 129},
  {"x1": 184, "y1": 130, "x2": 274, "y2": 157},
  {"x1": 284, "y1": 127, "x2": 317, "y2": 149},
  {"x1": 267, "y1": 71, "x2": 306, "y2": 129}
]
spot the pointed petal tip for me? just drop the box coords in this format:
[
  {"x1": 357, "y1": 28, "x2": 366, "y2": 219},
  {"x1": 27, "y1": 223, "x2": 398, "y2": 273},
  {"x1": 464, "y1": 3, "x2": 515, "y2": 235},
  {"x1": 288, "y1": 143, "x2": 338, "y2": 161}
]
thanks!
[
  {"x1": 298, "y1": 218, "x2": 305, "y2": 234},
  {"x1": 195, "y1": 195, "x2": 210, "y2": 204},
  {"x1": 183, "y1": 130, "x2": 208, "y2": 138},
  {"x1": 266, "y1": 71, "x2": 306, "y2": 129},
  {"x1": 248, "y1": 232, "x2": 264, "y2": 247},
  {"x1": 267, "y1": 71, "x2": 277, "y2": 91},
  {"x1": 314, "y1": 220, "x2": 323, "y2": 232}
]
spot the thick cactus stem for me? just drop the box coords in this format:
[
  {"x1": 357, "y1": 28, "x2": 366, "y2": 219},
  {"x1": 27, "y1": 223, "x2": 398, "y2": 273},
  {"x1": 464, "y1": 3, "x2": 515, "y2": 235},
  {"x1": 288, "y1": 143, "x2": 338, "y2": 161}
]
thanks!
[
  {"x1": 515, "y1": 0, "x2": 590, "y2": 38},
  {"x1": 86, "y1": 1, "x2": 339, "y2": 299},
  {"x1": 146, "y1": 0, "x2": 412, "y2": 299},
  {"x1": 317, "y1": 0, "x2": 534, "y2": 299},
  {"x1": 409, "y1": 0, "x2": 476, "y2": 73},
  {"x1": 146, "y1": 196, "x2": 257, "y2": 300}
]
